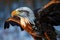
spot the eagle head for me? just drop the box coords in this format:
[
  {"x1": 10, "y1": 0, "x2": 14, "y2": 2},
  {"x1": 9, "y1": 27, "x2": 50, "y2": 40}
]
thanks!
[
  {"x1": 11, "y1": 7, "x2": 35, "y2": 25},
  {"x1": 4, "y1": 7, "x2": 36, "y2": 29}
]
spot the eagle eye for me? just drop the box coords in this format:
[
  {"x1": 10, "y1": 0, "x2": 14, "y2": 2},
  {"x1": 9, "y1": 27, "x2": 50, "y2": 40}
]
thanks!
[
  {"x1": 18, "y1": 10, "x2": 29, "y2": 13},
  {"x1": 18, "y1": 10, "x2": 22, "y2": 12}
]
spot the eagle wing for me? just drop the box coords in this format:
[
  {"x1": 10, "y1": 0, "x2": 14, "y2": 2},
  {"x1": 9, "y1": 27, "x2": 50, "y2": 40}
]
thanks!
[
  {"x1": 37, "y1": 1, "x2": 60, "y2": 40},
  {"x1": 39, "y1": 2, "x2": 60, "y2": 26}
]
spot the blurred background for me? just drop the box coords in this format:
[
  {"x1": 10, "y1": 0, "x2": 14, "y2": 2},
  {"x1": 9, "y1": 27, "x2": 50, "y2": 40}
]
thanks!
[{"x1": 0, "y1": 0, "x2": 60, "y2": 40}]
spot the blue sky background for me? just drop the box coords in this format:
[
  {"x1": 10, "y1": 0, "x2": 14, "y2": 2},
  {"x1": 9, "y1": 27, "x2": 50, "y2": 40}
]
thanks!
[{"x1": 54, "y1": 26, "x2": 60, "y2": 31}]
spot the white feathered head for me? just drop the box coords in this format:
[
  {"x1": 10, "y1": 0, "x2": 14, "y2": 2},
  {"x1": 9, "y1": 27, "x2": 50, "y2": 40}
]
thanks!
[{"x1": 11, "y1": 7, "x2": 35, "y2": 25}]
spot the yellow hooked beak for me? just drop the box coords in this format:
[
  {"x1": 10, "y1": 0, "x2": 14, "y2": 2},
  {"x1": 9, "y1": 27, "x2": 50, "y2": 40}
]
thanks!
[{"x1": 11, "y1": 10, "x2": 20, "y2": 17}]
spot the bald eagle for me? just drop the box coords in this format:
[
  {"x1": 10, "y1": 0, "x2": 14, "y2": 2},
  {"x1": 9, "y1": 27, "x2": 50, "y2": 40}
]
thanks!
[
  {"x1": 4, "y1": 0, "x2": 60, "y2": 39},
  {"x1": 4, "y1": 7, "x2": 42, "y2": 40}
]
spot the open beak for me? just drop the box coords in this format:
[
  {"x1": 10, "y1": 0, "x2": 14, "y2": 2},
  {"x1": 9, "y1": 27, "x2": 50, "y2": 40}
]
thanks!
[
  {"x1": 4, "y1": 15, "x2": 24, "y2": 31},
  {"x1": 4, "y1": 10, "x2": 20, "y2": 28}
]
